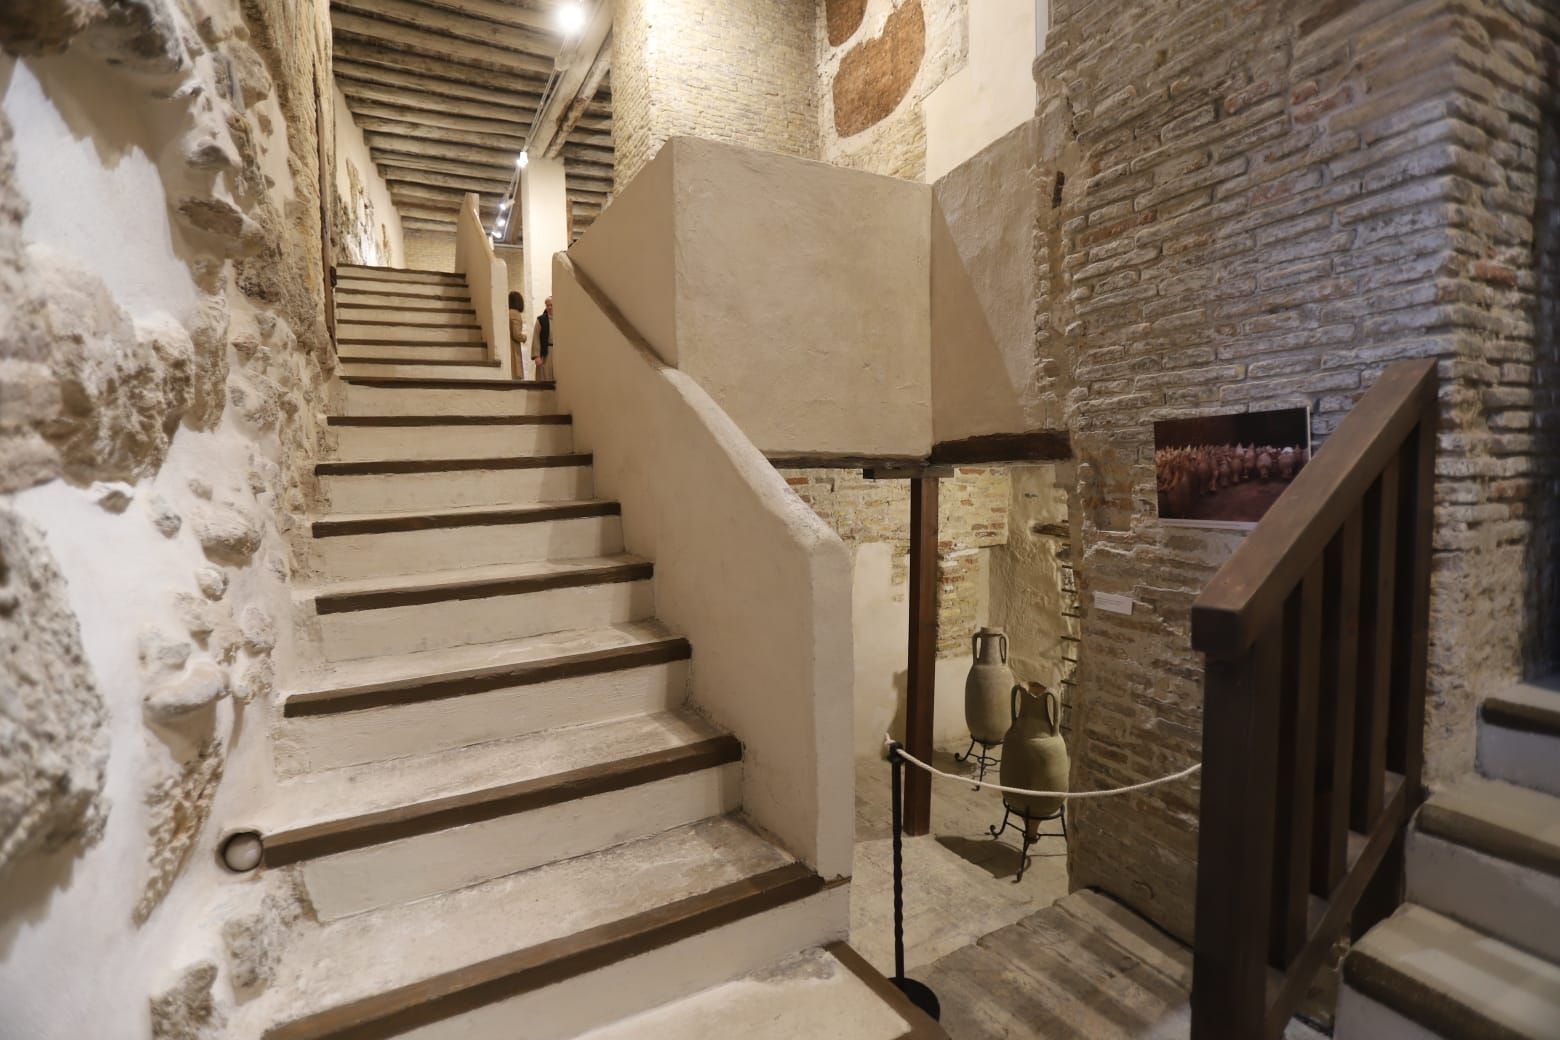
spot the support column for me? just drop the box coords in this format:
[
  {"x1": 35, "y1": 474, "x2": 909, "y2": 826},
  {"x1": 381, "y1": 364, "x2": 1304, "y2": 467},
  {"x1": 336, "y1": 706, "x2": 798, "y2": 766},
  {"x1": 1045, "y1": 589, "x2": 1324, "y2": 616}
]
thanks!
[
  {"x1": 520, "y1": 156, "x2": 569, "y2": 328},
  {"x1": 905, "y1": 476, "x2": 940, "y2": 836}
]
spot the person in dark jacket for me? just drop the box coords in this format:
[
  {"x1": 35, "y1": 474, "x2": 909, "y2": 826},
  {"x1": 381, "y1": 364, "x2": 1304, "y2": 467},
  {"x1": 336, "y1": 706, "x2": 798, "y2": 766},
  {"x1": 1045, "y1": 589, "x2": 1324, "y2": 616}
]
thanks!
[{"x1": 531, "y1": 295, "x2": 553, "y2": 380}]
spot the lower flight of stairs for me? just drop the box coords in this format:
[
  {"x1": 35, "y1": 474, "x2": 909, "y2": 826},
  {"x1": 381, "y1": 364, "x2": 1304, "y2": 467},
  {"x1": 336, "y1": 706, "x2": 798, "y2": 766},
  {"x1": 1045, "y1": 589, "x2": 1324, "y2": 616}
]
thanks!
[
  {"x1": 1336, "y1": 674, "x2": 1560, "y2": 1040},
  {"x1": 234, "y1": 264, "x2": 929, "y2": 1040}
]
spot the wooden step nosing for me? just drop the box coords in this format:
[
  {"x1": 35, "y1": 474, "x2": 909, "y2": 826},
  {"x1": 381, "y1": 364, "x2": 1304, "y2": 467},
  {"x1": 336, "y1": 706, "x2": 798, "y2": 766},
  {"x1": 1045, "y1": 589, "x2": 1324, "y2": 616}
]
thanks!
[
  {"x1": 335, "y1": 302, "x2": 478, "y2": 314},
  {"x1": 326, "y1": 414, "x2": 571, "y2": 428},
  {"x1": 313, "y1": 559, "x2": 651, "y2": 614},
  {"x1": 336, "y1": 320, "x2": 484, "y2": 330},
  {"x1": 284, "y1": 637, "x2": 691, "y2": 717},
  {"x1": 338, "y1": 358, "x2": 499, "y2": 369},
  {"x1": 338, "y1": 264, "x2": 466, "y2": 280},
  {"x1": 341, "y1": 377, "x2": 556, "y2": 390},
  {"x1": 311, "y1": 501, "x2": 617, "y2": 538},
  {"x1": 336, "y1": 287, "x2": 472, "y2": 302},
  {"x1": 338, "y1": 337, "x2": 488, "y2": 346},
  {"x1": 1482, "y1": 697, "x2": 1560, "y2": 739},
  {"x1": 1417, "y1": 802, "x2": 1560, "y2": 879},
  {"x1": 261, "y1": 861, "x2": 821, "y2": 1040},
  {"x1": 315, "y1": 452, "x2": 590, "y2": 476},
  {"x1": 262, "y1": 735, "x2": 742, "y2": 867},
  {"x1": 1343, "y1": 943, "x2": 1531, "y2": 1040}
]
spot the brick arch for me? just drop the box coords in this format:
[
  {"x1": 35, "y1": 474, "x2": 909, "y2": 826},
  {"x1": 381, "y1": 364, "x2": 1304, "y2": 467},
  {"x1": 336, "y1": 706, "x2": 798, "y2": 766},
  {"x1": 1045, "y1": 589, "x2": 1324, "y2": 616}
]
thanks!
[{"x1": 831, "y1": 0, "x2": 925, "y2": 138}]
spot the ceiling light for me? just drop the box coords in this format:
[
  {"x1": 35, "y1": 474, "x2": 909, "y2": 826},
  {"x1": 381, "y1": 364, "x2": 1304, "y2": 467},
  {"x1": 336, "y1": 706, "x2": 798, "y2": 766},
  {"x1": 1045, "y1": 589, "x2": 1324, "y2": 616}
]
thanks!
[
  {"x1": 557, "y1": 2, "x2": 586, "y2": 36},
  {"x1": 516, "y1": 151, "x2": 529, "y2": 170},
  {"x1": 499, "y1": 199, "x2": 511, "y2": 210}
]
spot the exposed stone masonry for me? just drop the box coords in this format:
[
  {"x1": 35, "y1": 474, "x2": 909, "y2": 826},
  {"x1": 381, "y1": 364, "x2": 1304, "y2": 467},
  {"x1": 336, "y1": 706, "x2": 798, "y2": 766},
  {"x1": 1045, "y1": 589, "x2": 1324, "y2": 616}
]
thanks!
[
  {"x1": 612, "y1": 0, "x2": 819, "y2": 191},
  {"x1": 1036, "y1": 0, "x2": 1560, "y2": 941}
]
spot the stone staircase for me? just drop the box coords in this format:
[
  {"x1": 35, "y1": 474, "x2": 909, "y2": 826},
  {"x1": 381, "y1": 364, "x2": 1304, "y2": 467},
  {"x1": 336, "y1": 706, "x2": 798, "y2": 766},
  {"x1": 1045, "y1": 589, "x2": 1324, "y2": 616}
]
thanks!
[
  {"x1": 234, "y1": 264, "x2": 935, "y2": 1039},
  {"x1": 1337, "y1": 673, "x2": 1560, "y2": 1039}
]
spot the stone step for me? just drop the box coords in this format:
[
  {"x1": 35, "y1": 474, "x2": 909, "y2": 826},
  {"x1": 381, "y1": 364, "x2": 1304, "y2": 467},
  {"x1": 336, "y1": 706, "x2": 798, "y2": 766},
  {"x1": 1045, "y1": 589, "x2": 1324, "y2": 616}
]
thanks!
[
  {"x1": 277, "y1": 623, "x2": 691, "y2": 772},
  {"x1": 335, "y1": 290, "x2": 473, "y2": 311},
  {"x1": 339, "y1": 359, "x2": 503, "y2": 380},
  {"x1": 316, "y1": 452, "x2": 592, "y2": 513},
  {"x1": 575, "y1": 944, "x2": 931, "y2": 1040},
  {"x1": 334, "y1": 304, "x2": 479, "y2": 326},
  {"x1": 304, "y1": 554, "x2": 652, "y2": 662},
  {"x1": 338, "y1": 263, "x2": 464, "y2": 286},
  {"x1": 305, "y1": 499, "x2": 620, "y2": 582},
  {"x1": 325, "y1": 414, "x2": 573, "y2": 462},
  {"x1": 253, "y1": 711, "x2": 740, "y2": 920},
  {"x1": 244, "y1": 817, "x2": 842, "y2": 1040},
  {"x1": 337, "y1": 277, "x2": 470, "y2": 300},
  {"x1": 1337, "y1": 903, "x2": 1560, "y2": 1040},
  {"x1": 336, "y1": 343, "x2": 490, "y2": 364},
  {"x1": 1407, "y1": 775, "x2": 1560, "y2": 963},
  {"x1": 339, "y1": 379, "x2": 558, "y2": 418},
  {"x1": 1479, "y1": 673, "x2": 1560, "y2": 798},
  {"x1": 337, "y1": 323, "x2": 486, "y2": 344}
]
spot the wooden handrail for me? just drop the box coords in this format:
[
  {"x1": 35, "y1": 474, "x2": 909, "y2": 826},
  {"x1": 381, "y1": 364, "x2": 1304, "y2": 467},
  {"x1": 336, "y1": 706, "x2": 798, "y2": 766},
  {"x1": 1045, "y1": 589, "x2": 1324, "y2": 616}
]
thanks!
[
  {"x1": 1191, "y1": 358, "x2": 1438, "y2": 658},
  {"x1": 1189, "y1": 357, "x2": 1439, "y2": 1040}
]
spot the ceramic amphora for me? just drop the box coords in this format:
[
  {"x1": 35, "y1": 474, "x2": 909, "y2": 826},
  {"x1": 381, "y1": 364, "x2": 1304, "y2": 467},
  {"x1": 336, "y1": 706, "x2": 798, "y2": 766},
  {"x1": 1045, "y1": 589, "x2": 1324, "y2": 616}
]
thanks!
[
  {"x1": 964, "y1": 627, "x2": 1014, "y2": 745},
  {"x1": 999, "y1": 681, "x2": 1070, "y2": 819}
]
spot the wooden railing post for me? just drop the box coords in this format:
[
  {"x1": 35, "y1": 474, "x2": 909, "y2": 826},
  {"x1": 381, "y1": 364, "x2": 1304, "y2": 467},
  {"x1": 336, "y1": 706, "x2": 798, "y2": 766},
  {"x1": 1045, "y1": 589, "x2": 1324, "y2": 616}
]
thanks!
[{"x1": 1191, "y1": 635, "x2": 1282, "y2": 1040}]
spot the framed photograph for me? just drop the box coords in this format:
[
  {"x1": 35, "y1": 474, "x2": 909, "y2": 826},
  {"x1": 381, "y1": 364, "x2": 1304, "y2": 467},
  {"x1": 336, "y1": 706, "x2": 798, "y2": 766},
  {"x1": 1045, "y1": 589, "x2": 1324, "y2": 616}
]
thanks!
[{"x1": 1154, "y1": 407, "x2": 1313, "y2": 529}]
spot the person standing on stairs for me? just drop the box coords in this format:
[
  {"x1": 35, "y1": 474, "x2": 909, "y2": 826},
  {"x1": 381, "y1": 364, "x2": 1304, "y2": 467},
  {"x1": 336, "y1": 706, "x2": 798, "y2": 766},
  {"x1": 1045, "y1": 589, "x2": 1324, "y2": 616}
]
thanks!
[
  {"x1": 532, "y1": 295, "x2": 554, "y2": 381},
  {"x1": 507, "y1": 291, "x2": 528, "y2": 378}
]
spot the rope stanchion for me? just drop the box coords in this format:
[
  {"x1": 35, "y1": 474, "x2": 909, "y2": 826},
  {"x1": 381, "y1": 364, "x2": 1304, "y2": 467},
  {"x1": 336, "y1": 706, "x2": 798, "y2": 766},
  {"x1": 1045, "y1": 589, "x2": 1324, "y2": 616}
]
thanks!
[
  {"x1": 886, "y1": 736, "x2": 1201, "y2": 800},
  {"x1": 886, "y1": 742, "x2": 940, "y2": 1021}
]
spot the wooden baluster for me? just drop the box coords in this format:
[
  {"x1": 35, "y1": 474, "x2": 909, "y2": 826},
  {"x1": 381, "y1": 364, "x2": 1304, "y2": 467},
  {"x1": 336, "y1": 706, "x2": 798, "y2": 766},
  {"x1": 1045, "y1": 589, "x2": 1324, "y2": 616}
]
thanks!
[
  {"x1": 1389, "y1": 419, "x2": 1435, "y2": 799},
  {"x1": 1191, "y1": 632, "x2": 1282, "y2": 1040},
  {"x1": 1271, "y1": 565, "x2": 1323, "y2": 968},
  {"x1": 1312, "y1": 513, "x2": 1362, "y2": 895},
  {"x1": 1351, "y1": 460, "x2": 1399, "y2": 831}
]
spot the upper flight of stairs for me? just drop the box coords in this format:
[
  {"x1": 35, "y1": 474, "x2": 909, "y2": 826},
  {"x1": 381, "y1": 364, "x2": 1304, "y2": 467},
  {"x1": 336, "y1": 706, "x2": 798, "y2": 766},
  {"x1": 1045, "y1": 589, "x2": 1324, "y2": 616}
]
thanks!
[
  {"x1": 334, "y1": 263, "x2": 501, "y2": 380},
  {"x1": 236, "y1": 263, "x2": 906, "y2": 1040},
  {"x1": 1336, "y1": 673, "x2": 1560, "y2": 1040}
]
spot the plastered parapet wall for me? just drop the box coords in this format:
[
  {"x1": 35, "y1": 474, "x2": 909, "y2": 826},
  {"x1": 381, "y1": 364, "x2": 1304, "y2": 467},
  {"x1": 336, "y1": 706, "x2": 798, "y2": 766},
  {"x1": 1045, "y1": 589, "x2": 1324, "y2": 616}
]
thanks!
[
  {"x1": 611, "y1": 0, "x2": 819, "y2": 191},
  {"x1": 1038, "y1": 0, "x2": 1560, "y2": 943},
  {"x1": 0, "y1": 2, "x2": 338, "y2": 1036}
]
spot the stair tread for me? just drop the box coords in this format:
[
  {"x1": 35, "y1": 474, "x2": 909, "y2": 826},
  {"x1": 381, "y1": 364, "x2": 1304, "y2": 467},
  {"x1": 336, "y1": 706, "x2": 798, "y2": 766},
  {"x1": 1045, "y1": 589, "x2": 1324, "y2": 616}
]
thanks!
[
  {"x1": 262, "y1": 709, "x2": 729, "y2": 840},
  {"x1": 315, "y1": 451, "x2": 589, "y2": 475},
  {"x1": 307, "y1": 552, "x2": 646, "y2": 605},
  {"x1": 1419, "y1": 775, "x2": 1560, "y2": 878},
  {"x1": 574, "y1": 946, "x2": 917, "y2": 1040},
  {"x1": 1484, "y1": 673, "x2": 1560, "y2": 736},
  {"x1": 253, "y1": 817, "x2": 801, "y2": 1040},
  {"x1": 310, "y1": 498, "x2": 617, "y2": 536},
  {"x1": 285, "y1": 620, "x2": 683, "y2": 707},
  {"x1": 1346, "y1": 903, "x2": 1560, "y2": 1040},
  {"x1": 341, "y1": 375, "x2": 555, "y2": 389}
]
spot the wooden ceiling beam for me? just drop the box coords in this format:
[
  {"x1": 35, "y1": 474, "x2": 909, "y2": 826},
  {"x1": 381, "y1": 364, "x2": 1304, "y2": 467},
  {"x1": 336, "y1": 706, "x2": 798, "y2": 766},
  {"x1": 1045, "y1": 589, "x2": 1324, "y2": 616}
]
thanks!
[
  {"x1": 331, "y1": 0, "x2": 559, "y2": 59},
  {"x1": 332, "y1": 12, "x2": 554, "y2": 77},
  {"x1": 385, "y1": 168, "x2": 511, "y2": 194},
  {"x1": 332, "y1": 35, "x2": 547, "y2": 91},
  {"x1": 364, "y1": 132, "x2": 519, "y2": 168},
  {"x1": 356, "y1": 117, "x2": 526, "y2": 152},
  {"x1": 347, "y1": 99, "x2": 529, "y2": 137},
  {"x1": 342, "y1": 82, "x2": 538, "y2": 125},
  {"x1": 334, "y1": 59, "x2": 537, "y2": 109},
  {"x1": 561, "y1": 143, "x2": 614, "y2": 165},
  {"x1": 402, "y1": 216, "x2": 459, "y2": 232},
  {"x1": 374, "y1": 152, "x2": 514, "y2": 182},
  {"x1": 564, "y1": 129, "x2": 613, "y2": 150},
  {"x1": 528, "y1": 4, "x2": 612, "y2": 159},
  {"x1": 411, "y1": 0, "x2": 559, "y2": 35}
]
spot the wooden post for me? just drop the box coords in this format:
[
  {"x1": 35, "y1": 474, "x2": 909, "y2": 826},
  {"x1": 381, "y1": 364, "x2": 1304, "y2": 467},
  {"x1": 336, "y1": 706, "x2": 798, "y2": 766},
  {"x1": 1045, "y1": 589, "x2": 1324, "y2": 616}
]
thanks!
[{"x1": 905, "y1": 476, "x2": 939, "y2": 836}]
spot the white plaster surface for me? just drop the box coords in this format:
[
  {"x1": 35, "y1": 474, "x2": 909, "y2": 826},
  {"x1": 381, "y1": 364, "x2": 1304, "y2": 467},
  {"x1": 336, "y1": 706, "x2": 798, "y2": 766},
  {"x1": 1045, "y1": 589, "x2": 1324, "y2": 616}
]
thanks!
[
  {"x1": 554, "y1": 252, "x2": 856, "y2": 881},
  {"x1": 339, "y1": 383, "x2": 558, "y2": 418},
  {"x1": 325, "y1": 423, "x2": 574, "y2": 462},
  {"x1": 575, "y1": 947, "x2": 909, "y2": 1040},
  {"x1": 923, "y1": 0, "x2": 1039, "y2": 183},
  {"x1": 318, "y1": 462, "x2": 592, "y2": 513},
  {"x1": 1477, "y1": 674, "x2": 1560, "y2": 797},
  {"x1": 1406, "y1": 828, "x2": 1560, "y2": 964},
  {"x1": 520, "y1": 156, "x2": 569, "y2": 326},
  {"x1": 452, "y1": 193, "x2": 511, "y2": 376},
  {"x1": 306, "y1": 512, "x2": 621, "y2": 582},
  {"x1": 1335, "y1": 984, "x2": 1442, "y2": 1040},
  {"x1": 332, "y1": 84, "x2": 404, "y2": 267}
]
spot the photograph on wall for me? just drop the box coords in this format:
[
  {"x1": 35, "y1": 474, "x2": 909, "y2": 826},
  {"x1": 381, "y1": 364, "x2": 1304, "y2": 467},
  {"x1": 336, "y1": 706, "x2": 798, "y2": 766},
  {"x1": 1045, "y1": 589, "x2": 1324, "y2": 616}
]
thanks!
[{"x1": 1154, "y1": 407, "x2": 1312, "y2": 529}]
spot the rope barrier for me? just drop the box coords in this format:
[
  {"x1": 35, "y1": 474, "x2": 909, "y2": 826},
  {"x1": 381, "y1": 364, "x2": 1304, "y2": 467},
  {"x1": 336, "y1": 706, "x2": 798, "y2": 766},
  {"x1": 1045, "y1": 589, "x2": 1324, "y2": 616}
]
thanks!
[{"x1": 886, "y1": 736, "x2": 1201, "y2": 799}]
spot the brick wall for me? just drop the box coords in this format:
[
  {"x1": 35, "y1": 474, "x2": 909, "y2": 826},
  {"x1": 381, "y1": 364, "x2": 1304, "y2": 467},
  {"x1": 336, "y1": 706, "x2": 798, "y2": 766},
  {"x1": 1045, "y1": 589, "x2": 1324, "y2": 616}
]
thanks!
[
  {"x1": 611, "y1": 0, "x2": 819, "y2": 191},
  {"x1": 816, "y1": 0, "x2": 968, "y2": 179},
  {"x1": 1036, "y1": 0, "x2": 1560, "y2": 941},
  {"x1": 779, "y1": 466, "x2": 1010, "y2": 656}
]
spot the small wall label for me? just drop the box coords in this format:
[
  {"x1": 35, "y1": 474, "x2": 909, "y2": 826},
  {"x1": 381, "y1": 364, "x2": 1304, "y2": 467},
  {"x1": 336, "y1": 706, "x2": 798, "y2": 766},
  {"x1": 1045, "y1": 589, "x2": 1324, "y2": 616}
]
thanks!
[{"x1": 1094, "y1": 592, "x2": 1135, "y2": 615}]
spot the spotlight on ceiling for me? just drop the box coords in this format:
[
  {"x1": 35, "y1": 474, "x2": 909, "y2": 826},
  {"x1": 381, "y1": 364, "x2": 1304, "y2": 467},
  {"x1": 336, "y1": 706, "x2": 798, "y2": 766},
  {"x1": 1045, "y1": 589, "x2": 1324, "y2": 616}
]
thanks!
[
  {"x1": 516, "y1": 151, "x2": 529, "y2": 170},
  {"x1": 499, "y1": 198, "x2": 511, "y2": 210},
  {"x1": 557, "y1": 2, "x2": 586, "y2": 37}
]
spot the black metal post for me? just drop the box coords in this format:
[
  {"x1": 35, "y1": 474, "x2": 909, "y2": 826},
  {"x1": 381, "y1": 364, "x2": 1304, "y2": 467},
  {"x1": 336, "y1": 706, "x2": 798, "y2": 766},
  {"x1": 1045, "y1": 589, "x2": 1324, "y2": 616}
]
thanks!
[{"x1": 886, "y1": 742, "x2": 940, "y2": 1021}]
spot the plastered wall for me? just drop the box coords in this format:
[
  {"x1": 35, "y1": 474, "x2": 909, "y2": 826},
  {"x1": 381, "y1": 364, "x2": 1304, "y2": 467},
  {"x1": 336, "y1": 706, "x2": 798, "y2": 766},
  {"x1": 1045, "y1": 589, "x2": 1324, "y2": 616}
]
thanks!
[
  {"x1": 332, "y1": 83, "x2": 402, "y2": 268},
  {"x1": 0, "y1": 2, "x2": 338, "y2": 1035}
]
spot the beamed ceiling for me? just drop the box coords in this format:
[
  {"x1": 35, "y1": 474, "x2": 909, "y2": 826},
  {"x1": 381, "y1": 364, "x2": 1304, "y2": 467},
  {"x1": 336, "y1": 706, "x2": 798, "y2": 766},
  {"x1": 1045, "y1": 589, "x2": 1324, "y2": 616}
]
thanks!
[{"x1": 331, "y1": 0, "x2": 615, "y2": 243}]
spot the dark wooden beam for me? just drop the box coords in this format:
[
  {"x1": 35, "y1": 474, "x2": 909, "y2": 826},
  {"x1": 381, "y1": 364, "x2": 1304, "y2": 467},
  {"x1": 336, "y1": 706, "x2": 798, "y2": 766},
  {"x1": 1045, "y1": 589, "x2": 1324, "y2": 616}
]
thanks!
[
  {"x1": 385, "y1": 169, "x2": 510, "y2": 194},
  {"x1": 929, "y1": 430, "x2": 1072, "y2": 465},
  {"x1": 332, "y1": 12, "x2": 554, "y2": 77},
  {"x1": 412, "y1": 0, "x2": 558, "y2": 34},
  {"x1": 374, "y1": 151, "x2": 514, "y2": 182},
  {"x1": 334, "y1": 59, "x2": 538, "y2": 109},
  {"x1": 347, "y1": 98, "x2": 528, "y2": 135},
  {"x1": 365, "y1": 132, "x2": 518, "y2": 168},
  {"x1": 331, "y1": 0, "x2": 558, "y2": 59},
  {"x1": 343, "y1": 82, "x2": 537, "y2": 125},
  {"x1": 333, "y1": 38, "x2": 547, "y2": 92},
  {"x1": 359, "y1": 117, "x2": 526, "y2": 152},
  {"x1": 905, "y1": 476, "x2": 939, "y2": 837},
  {"x1": 402, "y1": 215, "x2": 459, "y2": 232}
]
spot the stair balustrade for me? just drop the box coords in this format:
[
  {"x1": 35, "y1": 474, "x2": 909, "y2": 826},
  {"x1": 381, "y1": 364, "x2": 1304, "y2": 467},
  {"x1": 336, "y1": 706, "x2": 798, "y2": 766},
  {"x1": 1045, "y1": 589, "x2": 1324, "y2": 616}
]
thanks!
[{"x1": 1188, "y1": 358, "x2": 1439, "y2": 1040}]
